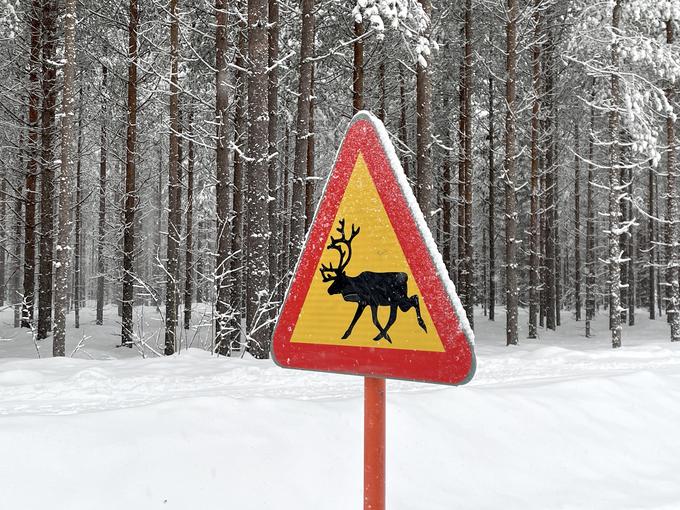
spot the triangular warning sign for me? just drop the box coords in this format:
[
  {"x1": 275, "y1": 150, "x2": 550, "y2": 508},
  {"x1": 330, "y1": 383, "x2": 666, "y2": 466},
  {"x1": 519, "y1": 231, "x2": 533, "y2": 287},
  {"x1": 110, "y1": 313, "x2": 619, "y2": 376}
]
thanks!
[{"x1": 272, "y1": 111, "x2": 475, "y2": 385}]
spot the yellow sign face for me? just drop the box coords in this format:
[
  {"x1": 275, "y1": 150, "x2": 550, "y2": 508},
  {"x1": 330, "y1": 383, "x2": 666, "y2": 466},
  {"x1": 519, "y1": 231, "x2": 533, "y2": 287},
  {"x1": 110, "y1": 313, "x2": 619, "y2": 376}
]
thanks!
[{"x1": 290, "y1": 153, "x2": 445, "y2": 352}]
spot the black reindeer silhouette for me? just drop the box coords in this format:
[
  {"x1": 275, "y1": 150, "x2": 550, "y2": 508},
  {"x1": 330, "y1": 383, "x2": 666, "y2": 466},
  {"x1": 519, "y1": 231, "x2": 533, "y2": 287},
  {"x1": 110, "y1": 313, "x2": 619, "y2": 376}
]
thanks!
[{"x1": 319, "y1": 219, "x2": 427, "y2": 343}]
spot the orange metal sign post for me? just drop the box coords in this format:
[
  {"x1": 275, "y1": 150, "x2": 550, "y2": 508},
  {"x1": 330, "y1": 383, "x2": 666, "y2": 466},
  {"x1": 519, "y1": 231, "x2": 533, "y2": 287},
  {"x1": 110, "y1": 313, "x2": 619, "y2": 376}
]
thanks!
[{"x1": 364, "y1": 377, "x2": 386, "y2": 510}]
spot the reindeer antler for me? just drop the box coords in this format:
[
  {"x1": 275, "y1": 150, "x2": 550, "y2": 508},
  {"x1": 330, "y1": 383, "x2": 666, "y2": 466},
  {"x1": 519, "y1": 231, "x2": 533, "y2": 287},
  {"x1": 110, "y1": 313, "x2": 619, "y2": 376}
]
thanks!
[{"x1": 327, "y1": 218, "x2": 360, "y2": 273}]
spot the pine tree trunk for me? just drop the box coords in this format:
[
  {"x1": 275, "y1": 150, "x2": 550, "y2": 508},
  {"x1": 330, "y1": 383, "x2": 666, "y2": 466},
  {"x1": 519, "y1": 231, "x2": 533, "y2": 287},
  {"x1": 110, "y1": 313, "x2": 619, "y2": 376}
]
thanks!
[
  {"x1": 268, "y1": 0, "x2": 279, "y2": 292},
  {"x1": 608, "y1": 0, "x2": 623, "y2": 348},
  {"x1": 305, "y1": 66, "x2": 316, "y2": 231},
  {"x1": 399, "y1": 65, "x2": 410, "y2": 180},
  {"x1": 648, "y1": 166, "x2": 656, "y2": 320},
  {"x1": 183, "y1": 112, "x2": 194, "y2": 330},
  {"x1": 585, "y1": 103, "x2": 595, "y2": 337},
  {"x1": 215, "y1": 0, "x2": 233, "y2": 355},
  {"x1": 96, "y1": 63, "x2": 107, "y2": 326},
  {"x1": 352, "y1": 20, "x2": 364, "y2": 112},
  {"x1": 121, "y1": 0, "x2": 138, "y2": 346},
  {"x1": 0, "y1": 172, "x2": 5, "y2": 307},
  {"x1": 463, "y1": 0, "x2": 474, "y2": 327},
  {"x1": 416, "y1": 0, "x2": 434, "y2": 230},
  {"x1": 666, "y1": 18, "x2": 680, "y2": 342},
  {"x1": 53, "y1": 0, "x2": 76, "y2": 356},
  {"x1": 74, "y1": 92, "x2": 83, "y2": 329},
  {"x1": 528, "y1": 0, "x2": 541, "y2": 337},
  {"x1": 488, "y1": 74, "x2": 495, "y2": 322},
  {"x1": 574, "y1": 123, "x2": 582, "y2": 322},
  {"x1": 505, "y1": 0, "x2": 519, "y2": 346},
  {"x1": 37, "y1": 0, "x2": 59, "y2": 341},
  {"x1": 12, "y1": 142, "x2": 23, "y2": 328},
  {"x1": 246, "y1": 0, "x2": 271, "y2": 358},
  {"x1": 290, "y1": 0, "x2": 314, "y2": 261},
  {"x1": 22, "y1": 0, "x2": 40, "y2": 328},
  {"x1": 229, "y1": 25, "x2": 247, "y2": 353},
  {"x1": 543, "y1": 26, "x2": 556, "y2": 332},
  {"x1": 442, "y1": 91, "x2": 452, "y2": 278},
  {"x1": 165, "y1": 0, "x2": 180, "y2": 355}
]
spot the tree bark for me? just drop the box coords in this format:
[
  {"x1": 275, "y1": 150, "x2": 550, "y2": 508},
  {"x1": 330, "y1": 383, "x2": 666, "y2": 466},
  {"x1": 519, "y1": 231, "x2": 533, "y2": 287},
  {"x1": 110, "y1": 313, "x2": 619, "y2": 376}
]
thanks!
[
  {"x1": 352, "y1": 20, "x2": 364, "y2": 112},
  {"x1": 463, "y1": 0, "x2": 474, "y2": 327},
  {"x1": 21, "y1": 0, "x2": 41, "y2": 328},
  {"x1": 305, "y1": 66, "x2": 316, "y2": 231},
  {"x1": 648, "y1": 165, "x2": 656, "y2": 320},
  {"x1": 37, "y1": 0, "x2": 59, "y2": 341},
  {"x1": 666, "y1": 18, "x2": 680, "y2": 341},
  {"x1": 398, "y1": 64, "x2": 410, "y2": 180},
  {"x1": 488, "y1": 74, "x2": 495, "y2": 322},
  {"x1": 246, "y1": 0, "x2": 271, "y2": 358},
  {"x1": 290, "y1": 0, "x2": 314, "y2": 262},
  {"x1": 183, "y1": 112, "x2": 194, "y2": 330},
  {"x1": 416, "y1": 0, "x2": 434, "y2": 230},
  {"x1": 504, "y1": 0, "x2": 519, "y2": 346},
  {"x1": 528, "y1": 0, "x2": 541, "y2": 337},
  {"x1": 574, "y1": 123, "x2": 582, "y2": 321},
  {"x1": 73, "y1": 93, "x2": 83, "y2": 329},
  {"x1": 121, "y1": 0, "x2": 138, "y2": 347},
  {"x1": 165, "y1": 0, "x2": 180, "y2": 355},
  {"x1": 53, "y1": 0, "x2": 76, "y2": 356},
  {"x1": 585, "y1": 103, "x2": 595, "y2": 337},
  {"x1": 268, "y1": 0, "x2": 279, "y2": 292},
  {"x1": 96, "y1": 63, "x2": 107, "y2": 326},
  {"x1": 215, "y1": 0, "x2": 232, "y2": 355},
  {"x1": 608, "y1": 0, "x2": 623, "y2": 348}
]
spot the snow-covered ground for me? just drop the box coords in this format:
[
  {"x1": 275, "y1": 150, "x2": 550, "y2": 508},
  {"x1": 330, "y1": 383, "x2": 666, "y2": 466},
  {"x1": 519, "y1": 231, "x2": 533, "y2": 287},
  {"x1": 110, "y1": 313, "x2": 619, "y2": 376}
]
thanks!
[{"x1": 1, "y1": 304, "x2": 680, "y2": 509}]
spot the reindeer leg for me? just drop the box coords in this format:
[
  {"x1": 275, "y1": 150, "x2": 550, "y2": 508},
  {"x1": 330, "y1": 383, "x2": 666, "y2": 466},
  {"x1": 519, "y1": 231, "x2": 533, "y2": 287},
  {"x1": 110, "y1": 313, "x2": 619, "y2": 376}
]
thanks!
[
  {"x1": 410, "y1": 295, "x2": 428, "y2": 332},
  {"x1": 374, "y1": 304, "x2": 397, "y2": 343},
  {"x1": 342, "y1": 303, "x2": 366, "y2": 339},
  {"x1": 370, "y1": 305, "x2": 391, "y2": 343}
]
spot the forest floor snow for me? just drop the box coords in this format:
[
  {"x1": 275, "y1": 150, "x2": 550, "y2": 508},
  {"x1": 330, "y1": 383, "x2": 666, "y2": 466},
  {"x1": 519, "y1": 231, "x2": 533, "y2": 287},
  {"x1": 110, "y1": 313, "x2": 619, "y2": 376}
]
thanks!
[{"x1": 0, "y1": 304, "x2": 679, "y2": 509}]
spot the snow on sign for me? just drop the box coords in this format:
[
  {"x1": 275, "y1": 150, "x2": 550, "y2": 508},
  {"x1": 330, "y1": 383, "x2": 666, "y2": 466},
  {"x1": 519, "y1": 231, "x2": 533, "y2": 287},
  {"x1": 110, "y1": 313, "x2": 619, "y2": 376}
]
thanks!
[{"x1": 272, "y1": 111, "x2": 475, "y2": 385}]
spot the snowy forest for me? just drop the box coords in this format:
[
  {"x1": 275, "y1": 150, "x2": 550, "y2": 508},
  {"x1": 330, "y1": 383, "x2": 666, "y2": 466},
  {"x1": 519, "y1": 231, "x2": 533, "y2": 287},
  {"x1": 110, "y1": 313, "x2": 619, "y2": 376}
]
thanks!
[{"x1": 0, "y1": 0, "x2": 679, "y2": 359}]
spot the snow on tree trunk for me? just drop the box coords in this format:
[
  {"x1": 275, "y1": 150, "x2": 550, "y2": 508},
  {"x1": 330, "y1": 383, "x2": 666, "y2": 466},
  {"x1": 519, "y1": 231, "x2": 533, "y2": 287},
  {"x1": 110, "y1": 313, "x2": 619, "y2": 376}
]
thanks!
[
  {"x1": 608, "y1": 0, "x2": 623, "y2": 349},
  {"x1": 504, "y1": 0, "x2": 519, "y2": 346},
  {"x1": 37, "y1": 0, "x2": 58, "y2": 341},
  {"x1": 53, "y1": 0, "x2": 76, "y2": 356},
  {"x1": 165, "y1": 0, "x2": 180, "y2": 355},
  {"x1": 121, "y1": 0, "x2": 138, "y2": 347},
  {"x1": 96, "y1": 63, "x2": 107, "y2": 326},
  {"x1": 246, "y1": 0, "x2": 271, "y2": 359}
]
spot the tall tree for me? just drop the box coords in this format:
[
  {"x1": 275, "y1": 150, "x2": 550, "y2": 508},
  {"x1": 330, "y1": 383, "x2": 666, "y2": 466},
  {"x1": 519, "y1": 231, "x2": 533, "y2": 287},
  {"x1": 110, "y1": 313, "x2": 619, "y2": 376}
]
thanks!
[
  {"x1": 585, "y1": 102, "x2": 595, "y2": 338},
  {"x1": 214, "y1": 0, "x2": 231, "y2": 355},
  {"x1": 462, "y1": 0, "x2": 474, "y2": 327},
  {"x1": 416, "y1": 0, "x2": 434, "y2": 230},
  {"x1": 504, "y1": 0, "x2": 519, "y2": 346},
  {"x1": 53, "y1": 0, "x2": 76, "y2": 356},
  {"x1": 165, "y1": 0, "x2": 181, "y2": 355},
  {"x1": 21, "y1": 0, "x2": 41, "y2": 328},
  {"x1": 268, "y1": 0, "x2": 279, "y2": 291},
  {"x1": 574, "y1": 123, "x2": 582, "y2": 322},
  {"x1": 291, "y1": 0, "x2": 314, "y2": 259},
  {"x1": 37, "y1": 0, "x2": 59, "y2": 340},
  {"x1": 666, "y1": 18, "x2": 680, "y2": 342},
  {"x1": 73, "y1": 92, "x2": 83, "y2": 329},
  {"x1": 96, "y1": 63, "x2": 107, "y2": 326},
  {"x1": 608, "y1": 0, "x2": 623, "y2": 349},
  {"x1": 183, "y1": 111, "x2": 194, "y2": 330},
  {"x1": 121, "y1": 0, "x2": 138, "y2": 347},
  {"x1": 487, "y1": 74, "x2": 496, "y2": 322},
  {"x1": 528, "y1": 0, "x2": 541, "y2": 338},
  {"x1": 246, "y1": 0, "x2": 270, "y2": 358}
]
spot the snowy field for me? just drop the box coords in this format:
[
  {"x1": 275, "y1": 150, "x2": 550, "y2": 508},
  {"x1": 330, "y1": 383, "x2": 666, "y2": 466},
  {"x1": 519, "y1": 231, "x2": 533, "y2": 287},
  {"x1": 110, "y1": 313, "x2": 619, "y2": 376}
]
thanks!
[{"x1": 1, "y1": 304, "x2": 680, "y2": 509}]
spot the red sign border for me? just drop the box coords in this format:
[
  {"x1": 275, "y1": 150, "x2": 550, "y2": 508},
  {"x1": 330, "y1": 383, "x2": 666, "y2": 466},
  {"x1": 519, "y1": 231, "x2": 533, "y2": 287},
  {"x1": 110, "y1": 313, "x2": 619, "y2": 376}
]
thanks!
[{"x1": 271, "y1": 112, "x2": 475, "y2": 385}]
